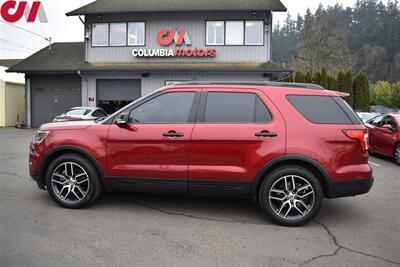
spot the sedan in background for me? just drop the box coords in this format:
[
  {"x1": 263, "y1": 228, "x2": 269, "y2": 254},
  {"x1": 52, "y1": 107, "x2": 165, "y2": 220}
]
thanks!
[
  {"x1": 365, "y1": 113, "x2": 400, "y2": 165},
  {"x1": 52, "y1": 107, "x2": 108, "y2": 123}
]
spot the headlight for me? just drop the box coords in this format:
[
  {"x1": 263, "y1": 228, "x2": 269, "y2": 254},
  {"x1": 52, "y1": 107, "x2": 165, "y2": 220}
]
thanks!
[{"x1": 33, "y1": 130, "x2": 50, "y2": 144}]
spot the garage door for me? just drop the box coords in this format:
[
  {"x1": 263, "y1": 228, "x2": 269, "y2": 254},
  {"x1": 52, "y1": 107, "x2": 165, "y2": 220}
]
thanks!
[
  {"x1": 96, "y1": 79, "x2": 141, "y2": 114},
  {"x1": 31, "y1": 75, "x2": 81, "y2": 127}
]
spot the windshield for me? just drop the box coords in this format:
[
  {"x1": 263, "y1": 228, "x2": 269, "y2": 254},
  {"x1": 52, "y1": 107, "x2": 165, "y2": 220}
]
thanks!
[{"x1": 64, "y1": 109, "x2": 90, "y2": 116}]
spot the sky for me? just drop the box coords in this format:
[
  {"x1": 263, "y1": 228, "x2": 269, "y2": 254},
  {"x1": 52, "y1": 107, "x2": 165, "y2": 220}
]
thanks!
[{"x1": 0, "y1": 0, "x2": 358, "y2": 59}]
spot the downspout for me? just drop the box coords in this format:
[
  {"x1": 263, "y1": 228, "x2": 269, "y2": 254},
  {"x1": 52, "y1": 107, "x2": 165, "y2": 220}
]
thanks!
[{"x1": 77, "y1": 70, "x2": 89, "y2": 106}]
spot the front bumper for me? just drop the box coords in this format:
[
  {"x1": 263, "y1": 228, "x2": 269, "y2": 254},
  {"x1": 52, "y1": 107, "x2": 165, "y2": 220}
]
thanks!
[
  {"x1": 29, "y1": 169, "x2": 46, "y2": 190},
  {"x1": 327, "y1": 176, "x2": 374, "y2": 199}
]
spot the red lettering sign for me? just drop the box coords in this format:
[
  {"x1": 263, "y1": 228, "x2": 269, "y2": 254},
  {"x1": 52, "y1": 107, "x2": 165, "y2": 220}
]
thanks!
[
  {"x1": 157, "y1": 28, "x2": 191, "y2": 46},
  {"x1": 1, "y1": 1, "x2": 47, "y2": 23}
]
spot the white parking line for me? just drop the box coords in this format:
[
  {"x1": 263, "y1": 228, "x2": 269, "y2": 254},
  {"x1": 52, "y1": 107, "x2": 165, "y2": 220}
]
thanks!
[{"x1": 369, "y1": 161, "x2": 380, "y2": 167}]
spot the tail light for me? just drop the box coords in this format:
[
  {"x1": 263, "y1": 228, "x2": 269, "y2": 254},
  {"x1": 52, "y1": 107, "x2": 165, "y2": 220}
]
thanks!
[{"x1": 342, "y1": 129, "x2": 369, "y2": 152}]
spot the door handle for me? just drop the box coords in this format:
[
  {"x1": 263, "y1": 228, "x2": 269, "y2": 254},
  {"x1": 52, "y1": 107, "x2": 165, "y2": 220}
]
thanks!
[
  {"x1": 163, "y1": 131, "x2": 184, "y2": 137},
  {"x1": 255, "y1": 131, "x2": 278, "y2": 137}
]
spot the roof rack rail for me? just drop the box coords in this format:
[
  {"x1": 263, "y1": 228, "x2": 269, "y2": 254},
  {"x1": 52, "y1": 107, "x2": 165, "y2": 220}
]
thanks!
[{"x1": 170, "y1": 81, "x2": 324, "y2": 90}]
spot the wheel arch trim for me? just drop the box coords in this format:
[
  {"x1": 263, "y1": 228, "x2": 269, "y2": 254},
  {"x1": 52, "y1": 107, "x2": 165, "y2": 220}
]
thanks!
[
  {"x1": 39, "y1": 146, "x2": 111, "y2": 190},
  {"x1": 252, "y1": 154, "x2": 332, "y2": 197}
]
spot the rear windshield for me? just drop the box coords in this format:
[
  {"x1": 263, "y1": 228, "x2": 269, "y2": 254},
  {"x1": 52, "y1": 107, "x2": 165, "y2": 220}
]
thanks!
[
  {"x1": 287, "y1": 95, "x2": 361, "y2": 125},
  {"x1": 65, "y1": 109, "x2": 91, "y2": 116}
]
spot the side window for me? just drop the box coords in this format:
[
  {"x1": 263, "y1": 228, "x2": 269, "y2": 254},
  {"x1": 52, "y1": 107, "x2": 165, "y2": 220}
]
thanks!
[
  {"x1": 129, "y1": 92, "x2": 195, "y2": 123},
  {"x1": 287, "y1": 95, "x2": 355, "y2": 124},
  {"x1": 381, "y1": 116, "x2": 397, "y2": 130},
  {"x1": 368, "y1": 115, "x2": 384, "y2": 126},
  {"x1": 203, "y1": 92, "x2": 272, "y2": 123}
]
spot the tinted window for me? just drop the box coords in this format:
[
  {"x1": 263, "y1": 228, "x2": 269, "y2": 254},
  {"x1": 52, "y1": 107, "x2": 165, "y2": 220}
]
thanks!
[
  {"x1": 204, "y1": 92, "x2": 272, "y2": 123},
  {"x1": 368, "y1": 115, "x2": 384, "y2": 126},
  {"x1": 381, "y1": 116, "x2": 398, "y2": 130},
  {"x1": 287, "y1": 95, "x2": 356, "y2": 124},
  {"x1": 129, "y1": 92, "x2": 195, "y2": 123}
]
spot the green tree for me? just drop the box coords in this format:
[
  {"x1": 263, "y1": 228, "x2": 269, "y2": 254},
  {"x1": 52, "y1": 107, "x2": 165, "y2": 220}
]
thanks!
[
  {"x1": 295, "y1": 71, "x2": 305, "y2": 83},
  {"x1": 353, "y1": 71, "x2": 370, "y2": 110},
  {"x1": 312, "y1": 70, "x2": 321, "y2": 85},
  {"x1": 391, "y1": 82, "x2": 400, "y2": 108},
  {"x1": 337, "y1": 70, "x2": 345, "y2": 91},
  {"x1": 338, "y1": 70, "x2": 354, "y2": 106},
  {"x1": 304, "y1": 71, "x2": 312, "y2": 83},
  {"x1": 327, "y1": 75, "x2": 337, "y2": 89},
  {"x1": 319, "y1": 68, "x2": 329, "y2": 88}
]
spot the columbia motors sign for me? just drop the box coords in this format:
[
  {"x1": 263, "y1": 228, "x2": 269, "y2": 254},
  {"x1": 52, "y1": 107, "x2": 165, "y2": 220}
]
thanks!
[
  {"x1": 1, "y1": 1, "x2": 47, "y2": 23},
  {"x1": 132, "y1": 28, "x2": 217, "y2": 58}
]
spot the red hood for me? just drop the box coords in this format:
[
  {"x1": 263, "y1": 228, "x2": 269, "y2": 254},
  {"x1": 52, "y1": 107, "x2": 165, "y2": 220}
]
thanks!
[{"x1": 40, "y1": 120, "x2": 96, "y2": 131}]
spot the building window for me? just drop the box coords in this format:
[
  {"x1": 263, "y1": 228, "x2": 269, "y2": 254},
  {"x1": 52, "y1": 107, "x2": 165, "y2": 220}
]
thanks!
[
  {"x1": 128, "y1": 22, "x2": 145, "y2": 46},
  {"x1": 206, "y1": 21, "x2": 224, "y2": 45},
  {"x1": 110, "y1": 23, "x2": 127, "y2": 46},
  {"x1": 225, "y1": 21, "x2": 244, "y2": 45},
  {"x1": 245, "y1": 21, "x2": 264, "y2": 45},
  {"x1": 92, "y1": 23, "x2": 109, "y2": 46}
]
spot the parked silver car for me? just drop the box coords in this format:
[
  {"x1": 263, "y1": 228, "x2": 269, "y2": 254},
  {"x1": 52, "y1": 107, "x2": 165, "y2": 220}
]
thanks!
[
  {"x1": 52, "y1": 107, "x2": 108, "y2": 123},
  {"x1": 356, "y1": 112, "x2": 380, "y2": 123}
]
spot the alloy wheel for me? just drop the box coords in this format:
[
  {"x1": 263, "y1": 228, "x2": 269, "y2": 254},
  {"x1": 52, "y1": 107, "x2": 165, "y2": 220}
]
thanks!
[
  {"x1": 395, "y1": 145, "x2": 400, "y2": 164},
  {"x1": 268, "y1": 175, "x2": 315, "y2": 220},
  {"x1": 51, "y1": 162, "x2": 90, "y2": 204}
]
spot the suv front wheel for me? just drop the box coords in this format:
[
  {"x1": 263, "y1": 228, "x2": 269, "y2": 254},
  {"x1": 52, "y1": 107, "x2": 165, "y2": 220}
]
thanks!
[
  {"x1": 259, "y1": 166, "x2": 323, "y2": 226},
  {"x1": 394, "y1": 144, "x2": 400, "y2": 166},
  {"x1": 45, "y1": 154, "x2": 102, "y2": 208}
]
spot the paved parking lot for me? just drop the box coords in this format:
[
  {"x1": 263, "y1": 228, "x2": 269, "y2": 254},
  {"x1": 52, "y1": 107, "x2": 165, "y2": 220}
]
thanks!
[{"x1": 0, "y1": 127, "x2": 399, "y2": 267}]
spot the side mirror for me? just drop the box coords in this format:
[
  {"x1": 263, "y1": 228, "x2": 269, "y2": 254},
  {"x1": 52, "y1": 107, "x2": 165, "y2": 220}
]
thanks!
[
  {"x1": 383, "y1": 124, "x2": 393, "y2": 131},
  {"x1": 116, "y1": 113, "x2": 128, "y2": 127}
]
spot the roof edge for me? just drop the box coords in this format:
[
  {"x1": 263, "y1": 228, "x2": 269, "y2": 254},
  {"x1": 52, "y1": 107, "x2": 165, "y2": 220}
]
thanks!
[{"x1": 67, "y1": 7, "x2": 287, "y2": 16}]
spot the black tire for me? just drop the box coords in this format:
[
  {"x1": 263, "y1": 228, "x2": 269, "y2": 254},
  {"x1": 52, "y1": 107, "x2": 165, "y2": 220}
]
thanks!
[
  {"x1": 394, "y1": 144, "x2": 400, "y2": 166},
  {"x1": 258, "y1": 166, "x2": 323, "y2": 227},
  {"x1": 45, "y1": 154, "x2": 102, "y2": 208}
]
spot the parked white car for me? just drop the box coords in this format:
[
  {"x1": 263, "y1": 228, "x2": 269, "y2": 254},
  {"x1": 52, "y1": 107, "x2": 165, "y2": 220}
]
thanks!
[
  {"x1": 52, "y1": 107, "x2": 108, "y2": 123},
  {"x1": 357, "y1": 112, "x2": 380, "y2": 123}
]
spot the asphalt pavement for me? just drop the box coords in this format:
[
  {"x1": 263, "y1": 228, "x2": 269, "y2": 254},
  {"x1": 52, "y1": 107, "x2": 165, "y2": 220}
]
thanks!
[{"x1": 0, "y1": 127, "x2": 399, "y2": 267}]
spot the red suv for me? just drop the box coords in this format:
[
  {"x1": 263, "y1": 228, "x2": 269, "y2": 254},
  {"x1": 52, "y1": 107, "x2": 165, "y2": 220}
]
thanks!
[
  {"x1": 365, "y1": 113, "x2": 400, "y2": 165},
  {"x1": 29, "y1": 82, "x2": 373, "y2": 226}
]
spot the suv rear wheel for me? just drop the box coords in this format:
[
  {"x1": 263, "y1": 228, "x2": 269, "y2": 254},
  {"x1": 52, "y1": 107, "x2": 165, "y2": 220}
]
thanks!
[
  {"x1": 259, "y1": 166, "x2": 323, "y2": 226},
  {"x1": 45, "y1": 154, "x2": 102, "y2": 208}
]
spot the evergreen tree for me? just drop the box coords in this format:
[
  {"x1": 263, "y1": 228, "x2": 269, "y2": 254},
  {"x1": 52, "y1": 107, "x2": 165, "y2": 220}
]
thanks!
[
  {"x1": 304, "y1": 71, "x2": 312, "y2": 83},
  {"x1": 353, "y1": 71, "x2": 370, "y2": 110},
  {"x1": 327, "y1": 75, "x2": 337, "y2": 89},
  {"x1": 343, "y1": 70, "x2": 354, "y2": 107},
  {"x1": 294, "y1": 71, "x2": 305, "y2": 83},
  {"x1": 337, "y1": 70, "x2": 345, "y2": 91},
  {"x1": 319, "y1": 68, "x2": 329, "y2": 88},
  {"x1": 312, "y1": 70, "x2": 321, "y2": 85}
]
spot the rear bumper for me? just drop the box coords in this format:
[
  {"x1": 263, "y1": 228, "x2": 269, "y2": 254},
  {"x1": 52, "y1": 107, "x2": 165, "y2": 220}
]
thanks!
[{"x1": 327, "y1": 177, "x2": 374, "y2": 199}]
